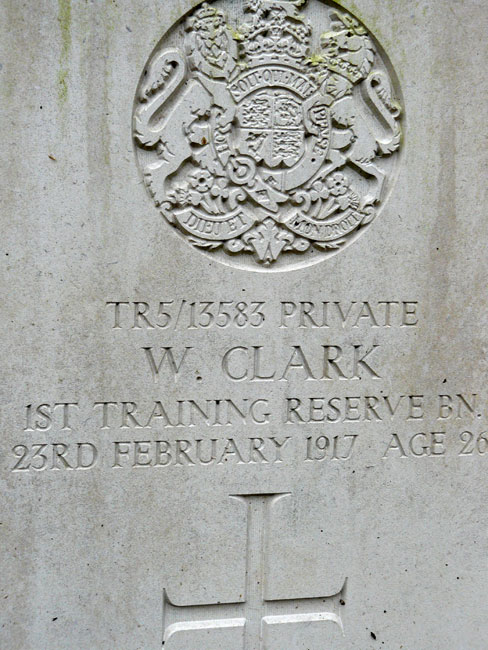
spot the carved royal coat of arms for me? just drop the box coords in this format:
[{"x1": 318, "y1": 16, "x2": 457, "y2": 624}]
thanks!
[{"x1": 134, "y1": 0, "x2": 403, "y2": 268}]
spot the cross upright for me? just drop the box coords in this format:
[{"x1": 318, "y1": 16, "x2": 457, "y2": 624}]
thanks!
[{"x1": 162, "y1": 493, "x2": 346, "y2": 649}]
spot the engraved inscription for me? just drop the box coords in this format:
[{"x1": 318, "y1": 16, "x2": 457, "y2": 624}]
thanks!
[
  {"x1": 162, "y1": 493, "x2": 346, "y2": 648},
  {"x1": 133, "y1": 0, "x2": 403, "y2": 269},
  {"x1": 11, "y1": 392, "x2": 484, "y2": 473},
  {"x1": 12, "y1": 300, "x2": 484, "y2": 475},
  {"x1": 106, "y1": 300, "x2": 419, "y2": 330}
]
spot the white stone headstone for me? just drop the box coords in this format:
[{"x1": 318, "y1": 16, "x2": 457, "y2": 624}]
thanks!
[{"x1": 1, "y1": 0, "x2": 487, "y2": 648}]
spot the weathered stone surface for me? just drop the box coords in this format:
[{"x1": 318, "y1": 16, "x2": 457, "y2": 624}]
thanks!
[{"x1": 1, "y1": 0, "x2": 487, "y2": 648}]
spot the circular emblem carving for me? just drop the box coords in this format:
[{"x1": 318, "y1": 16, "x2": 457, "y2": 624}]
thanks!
[{"x1": 133, "y1": 0, "x2": 403, "y2": 270}]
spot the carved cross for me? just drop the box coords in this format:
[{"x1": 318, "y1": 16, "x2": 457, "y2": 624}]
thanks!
[{"x1": 162, "y1": 493, "x2": 346, "y2": 649}]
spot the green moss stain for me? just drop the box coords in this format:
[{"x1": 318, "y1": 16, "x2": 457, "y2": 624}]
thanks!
[
  {"x1": 58, "y1": 0, "x2": 71, "y2": 104},
  {"x1": 307, "y1": 54, "x2": 326, "y2": 67},
  {"x1": 230, "y1": 27, "x2": 244, "y2": 42},
  {"x1": 58, "y1": 68, "x2": 69, "y2": 103}
]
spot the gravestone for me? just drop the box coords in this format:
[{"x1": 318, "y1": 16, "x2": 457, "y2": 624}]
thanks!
[{"x1": 1, "y1": 0, "x2": 487, "y2": 648}]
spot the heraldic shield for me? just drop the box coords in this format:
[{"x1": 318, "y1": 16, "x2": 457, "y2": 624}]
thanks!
[
  {"x1": 237, "y1": 88, "x2": 307, "y2": 169},
  {"x1": 133, "y1": 0, "x2": 403, "y2": 269}
]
